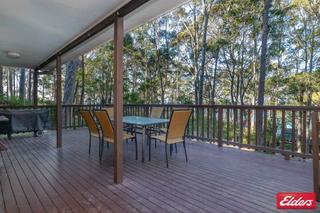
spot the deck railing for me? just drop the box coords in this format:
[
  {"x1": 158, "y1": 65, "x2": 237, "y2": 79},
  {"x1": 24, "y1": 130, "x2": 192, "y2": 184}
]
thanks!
[{"x1": 1, "y1": 104, "x2": 319, "y2": 159}]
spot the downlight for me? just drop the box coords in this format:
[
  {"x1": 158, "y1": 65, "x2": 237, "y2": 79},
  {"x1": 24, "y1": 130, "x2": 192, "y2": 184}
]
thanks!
[{"x1": 7, "y1": 51, "x2": 21, "y2": 59}]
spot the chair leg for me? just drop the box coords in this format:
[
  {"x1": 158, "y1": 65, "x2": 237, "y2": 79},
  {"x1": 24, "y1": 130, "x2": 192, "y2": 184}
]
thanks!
[
  {"x1": 131, "y1": 126, "x2": 134, "y2": 141},
  {"x1": 155, "y1": 139, "x2": 157, "y2": 148},
  {"x1": 175, "y1": 143, "x2": 178, "y2": 153},
  {"x1": 183, "y1": 140, "x2": 188, "y2": 162},
  {"x1": 100, "y1": 140, "x2": 104, "y2": 161},
  {"x1": 170, "y1": 144, "x2": 173, "y2": 156},
  {"x1": 107, "y1": 142, "x2": 109, "y2": 149},
  {"x1": 88, "y1": 135, "x2": 92, "y2": 154},
  {"x1": 165, "y1": 142, "x2": 169, "y2": 168}
]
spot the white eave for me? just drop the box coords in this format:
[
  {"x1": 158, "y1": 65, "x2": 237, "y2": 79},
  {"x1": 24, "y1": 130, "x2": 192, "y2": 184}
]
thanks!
[{"x1": 0, "y1": 0, "x2": 189, "y2": 70}]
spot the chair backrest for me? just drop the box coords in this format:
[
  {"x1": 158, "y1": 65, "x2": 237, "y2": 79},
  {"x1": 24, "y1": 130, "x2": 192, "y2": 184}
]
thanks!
[
  {"x1": 167, "y1": 109, "x2": 192, "y2": 140},
  {"x1": 80, "y1": 110, "x2": 99, "y2": 135},
  {"x1": 102, "y1": 107, "x2": 114, "y2": 120},
  {"x1": 94, "y1": 110, "x2": 114, "y2": 140},
  {"x1": 150, "y1": 107, "x2": 163, "y2": 118}
]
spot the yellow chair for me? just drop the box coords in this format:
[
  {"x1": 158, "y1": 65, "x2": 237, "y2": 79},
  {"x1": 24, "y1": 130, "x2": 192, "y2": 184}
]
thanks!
[
  {"x1": 102, "y1": 106, "x2": 130, "y2": 131},
  {"x1": 102, "y1": 107, "x2": 114, "y2": 120},
  {"x1": 94, "y1": 110, "x2": 137, "y2": 161},
  {"x1": 151, "y1": 109, "x2": 192, "y2": 167},
  {"x1": 147, "y1": 106, "x2": 164, "y2": 138},
  {"x1": 80, "y1": 110, "x2": 100, "y2": 154},
  {"x1": 150, "y1": 107, "x2": 163, "y2": 118}
]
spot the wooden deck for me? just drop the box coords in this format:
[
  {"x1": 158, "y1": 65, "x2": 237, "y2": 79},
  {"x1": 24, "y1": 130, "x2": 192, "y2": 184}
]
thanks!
[{"x1": 0, "y1": 129, "x2": 318, "y2": 213}]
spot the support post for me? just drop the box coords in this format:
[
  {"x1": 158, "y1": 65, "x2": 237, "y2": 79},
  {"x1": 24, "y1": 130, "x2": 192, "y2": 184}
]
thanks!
[
  {"x1": 56, "y1": 56, "x2": 62, "y2": 148},
  {"x1": 33, "y1": 69, "x2": 38, "y2": 106},
  {"x1": 312, "y1": 112, "x2": 319, "y2": 201},
  {"x1": 113, "y1": 14, "x2": 124, "y2": 184}
]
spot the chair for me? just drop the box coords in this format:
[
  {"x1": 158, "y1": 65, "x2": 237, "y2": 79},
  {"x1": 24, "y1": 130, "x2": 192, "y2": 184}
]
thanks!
[
  {"x1": 103, "y1": 106, "x2": 130, "y2": 131},
  {"x1": 94, "y1": 110, "x2": 137, "y2": 161},
  {"x1": 151, "y1": 109, "x2": 192, "y2": 167},
  {"x1": 150, "y1": 107, "x2": 163, "y2": 118},
  {"x1": 80, "y1": 110, "x2": 100, "y2": 154},
  {"x1": 147, "y1": 107, "x2": 164, "y2": 147},
  {"x1": 102, "y1": 107, "x2": 114, "y2": 120}
]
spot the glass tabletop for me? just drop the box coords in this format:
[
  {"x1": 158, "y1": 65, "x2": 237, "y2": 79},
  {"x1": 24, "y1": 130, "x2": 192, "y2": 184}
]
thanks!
[{"x1": 123, "y1": 116, "x2": 169, "y2": 126}]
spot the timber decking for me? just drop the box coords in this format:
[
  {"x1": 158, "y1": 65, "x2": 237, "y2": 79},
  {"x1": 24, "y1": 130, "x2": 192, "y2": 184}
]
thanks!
[{"x1": 0, "y1": 129, "x2": 318, "y2": 213}]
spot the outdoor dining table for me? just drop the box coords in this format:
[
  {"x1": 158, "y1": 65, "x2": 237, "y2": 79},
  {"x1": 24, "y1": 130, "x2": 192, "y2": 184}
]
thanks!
[{"x1": 123, "y1": 116, "x2": 169, "y2": 162}]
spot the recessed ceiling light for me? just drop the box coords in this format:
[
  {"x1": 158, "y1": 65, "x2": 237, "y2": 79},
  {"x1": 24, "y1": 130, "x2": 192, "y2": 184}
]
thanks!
[{"x1": 7, "y1": 51, "x2": 21, "y2": 59}]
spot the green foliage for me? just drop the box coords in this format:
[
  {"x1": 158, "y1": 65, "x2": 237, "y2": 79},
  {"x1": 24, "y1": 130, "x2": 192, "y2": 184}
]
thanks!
[{"x1": 4, "y1": 0, "x2": 318, "y2": 107}]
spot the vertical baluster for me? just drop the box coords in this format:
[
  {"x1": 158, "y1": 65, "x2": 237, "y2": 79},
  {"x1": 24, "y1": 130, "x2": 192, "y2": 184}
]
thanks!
[
  {"x1": 281, "y1": 110, "x2": 286, "y2": 150},
  {"x1": 272, "y1": 110, "x2": 277, "y2": 150},
  {"x1": 227, "y1": 108, "x2": 230, "y2": 143},
  {"x1": 213, "y1": 107, "x2": 216, "y2": 140},
  {"x1": 291, "y1": 110, "x2": 296, "y2": 154},
  {"x1": 191, "y1": 108, "x2": 194, "y2": 137},
  {"x1": 239, "y1": 109, "x2": 243, "y2": 145},
  {"x1": 255, "y1": 109, "x2": 258, "y2": 146},
  {"x1": 233, "y1": 108, "x2": 237, "y2": 143},
  {"x1": 202, "y1": 107, "x2": 205, "y2": 138},
  {"x1": 207, "y1": 107, "x2": 210, "y2": 139},
  {"x1": 196, "y1": 108, "x2": 199, "y2": 138},
  {"x1": 69, "y1": 106, "x2": 72, "y2": 128},
  {"x1": 247, "y1": 109, "x2": 251, "y2": 145},
  {"x1": 264, "y1": 109, "x2": 267, "y2": 148},
  {"x1": 218, "y1": 107, "x2": 223, "y2": 147},
  {"x1": 64, "y1": 106, "x2": 67, "y2": 128},
  {"x1": 302, "y1": 111, "x2": 307, "y2": 156}
]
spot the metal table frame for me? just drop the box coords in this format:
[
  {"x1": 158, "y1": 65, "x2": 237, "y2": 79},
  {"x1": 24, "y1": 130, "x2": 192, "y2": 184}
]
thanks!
[{"x1": 123, "y1": 116, "x2": 169, "y2": 162}]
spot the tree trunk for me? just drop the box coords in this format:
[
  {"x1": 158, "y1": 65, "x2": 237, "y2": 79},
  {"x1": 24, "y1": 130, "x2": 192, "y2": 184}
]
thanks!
[
  {"x1": 19, "y1": 68, "x2": 26, "y2": 101},
  {"x1": 0, "y1": 66, "x2": 3, "y2": 97},
  {"x1": 28, "y1": 69, "x2": 32, "y2": 101},
  {"x1": 63, "y1": 59, "x2": 80, "y2": 126},
  {"x1": 63, "y1": 59, "x2": 80, "y2": 104},
  {"x1": 13, "y1": 69, "x2": 16, "y2": 97},
  {"x1": 198, "y1": 0, "x2": 213, "y2": 105},
  {"x1": 257, "y1": 0, "x2": 272, "y2": 146},
  {"x1": 8, "y1": 68, "x2": 13, "y2": 98},
  {"x1": 80, "y1": 55, "x2": 85, "y2": 105},
  {"x1": 211, "y1": 53, "x2": 219, "y2": 104}
]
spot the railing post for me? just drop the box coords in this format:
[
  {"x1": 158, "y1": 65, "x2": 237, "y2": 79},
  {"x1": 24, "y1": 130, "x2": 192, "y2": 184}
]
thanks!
[
  {"x1": 113, "y1": 14, "x2": 124, "y2": 184},
  {"x1": 218, "y1": 107, "x2": 223, "y2": 147},
  {"x1": 311, "y1": 112, "x2": 319, "y2": 201},
  {"x1": 56, "y1": 56, "x2": 62, "y2": 148}
]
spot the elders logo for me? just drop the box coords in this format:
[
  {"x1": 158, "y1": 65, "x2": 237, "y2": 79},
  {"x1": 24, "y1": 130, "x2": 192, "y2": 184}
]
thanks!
[{"x1": 276, "y1": 192, "x2": 317, "y2": 209}]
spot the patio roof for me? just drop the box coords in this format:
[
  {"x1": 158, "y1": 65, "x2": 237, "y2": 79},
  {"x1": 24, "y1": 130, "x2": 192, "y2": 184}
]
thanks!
[
  {"x1": 1, "y1": 0, "x2": 190, "y2": 184},
  {"x1": 0, "y1": 0, "x2": 188, "y2": 69}
]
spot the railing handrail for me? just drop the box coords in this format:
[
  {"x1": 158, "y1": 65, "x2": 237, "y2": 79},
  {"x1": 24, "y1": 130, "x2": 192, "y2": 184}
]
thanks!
[{"x1": 0, "y1": 104, "x2": 319, "y2": 111}]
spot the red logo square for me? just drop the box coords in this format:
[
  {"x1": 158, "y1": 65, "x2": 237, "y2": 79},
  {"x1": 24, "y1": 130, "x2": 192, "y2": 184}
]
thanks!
[{"x1": 276, "y1": 192, "x2": 316, "y2": 209}]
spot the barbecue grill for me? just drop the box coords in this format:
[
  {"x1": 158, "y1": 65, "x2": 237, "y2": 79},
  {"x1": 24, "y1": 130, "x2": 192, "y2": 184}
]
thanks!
[{"x1": 0, "y1": 109, "x2": 50, "y2": 139}]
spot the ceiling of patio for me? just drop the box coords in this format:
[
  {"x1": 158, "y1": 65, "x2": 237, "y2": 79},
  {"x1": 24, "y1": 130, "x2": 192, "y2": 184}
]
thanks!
[{"x1": 0, "y1": 0, "x2": 188, "y2": 69}]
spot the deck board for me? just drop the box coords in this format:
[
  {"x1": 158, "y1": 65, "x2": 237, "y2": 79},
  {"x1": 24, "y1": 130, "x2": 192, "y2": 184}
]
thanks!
[{"x1": 0, "y1": 129, "x2": 319, "y2": 213}]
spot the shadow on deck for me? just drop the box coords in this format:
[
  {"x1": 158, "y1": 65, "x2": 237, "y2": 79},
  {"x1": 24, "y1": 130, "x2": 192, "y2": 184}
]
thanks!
[{"x1": 0, "y1": 129, "x2": 318, "y2": 213}]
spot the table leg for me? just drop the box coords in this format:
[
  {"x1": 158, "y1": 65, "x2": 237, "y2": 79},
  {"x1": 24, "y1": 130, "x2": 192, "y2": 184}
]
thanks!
[{"x1": 142, "y1": 126, "x2": 145, "y2": 162}]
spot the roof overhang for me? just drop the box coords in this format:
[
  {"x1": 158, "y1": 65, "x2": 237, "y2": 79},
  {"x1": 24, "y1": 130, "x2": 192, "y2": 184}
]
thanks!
[{"x1": 0, "y1": 0, "x2": 188, "y2": 70}]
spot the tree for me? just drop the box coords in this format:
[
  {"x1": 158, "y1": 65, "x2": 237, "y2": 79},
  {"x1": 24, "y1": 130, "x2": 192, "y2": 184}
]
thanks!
[
  {"x1": 0, "y1": 66, "x2": 3, "y2": 97},
  {"x1": 63, "y1": 59, "x2": 80, "y2": 104},
  {"x1": 257, "y1": 0, "x2": 272, "y2": 145},
  {"x1": 19, "y1": 68, "x2": 26, "y2": 101}
]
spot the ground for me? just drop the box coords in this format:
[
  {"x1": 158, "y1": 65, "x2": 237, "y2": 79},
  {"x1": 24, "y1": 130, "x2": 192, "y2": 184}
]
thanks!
[{"x1": 0, "y1": 129, "x2": 318, "y2": 213}]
